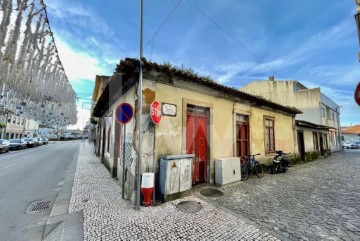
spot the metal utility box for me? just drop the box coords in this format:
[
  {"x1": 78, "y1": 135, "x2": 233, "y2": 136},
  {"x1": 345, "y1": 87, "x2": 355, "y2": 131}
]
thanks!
[
  {"x1": 215, "y1": 157, "x2": 241, "y2": 185},
  {"x1": 159, "y1": 154, "x2": 194, "y2": 200}
]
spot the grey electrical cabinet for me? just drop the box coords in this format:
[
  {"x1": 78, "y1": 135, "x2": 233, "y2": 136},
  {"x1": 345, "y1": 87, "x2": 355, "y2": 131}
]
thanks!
[
  {"x1": 215, "y1": 157, "x2": 241, "y2": 185},
  {"x1": 159, "y1": 154, "x2": 194, "y2": 200}
]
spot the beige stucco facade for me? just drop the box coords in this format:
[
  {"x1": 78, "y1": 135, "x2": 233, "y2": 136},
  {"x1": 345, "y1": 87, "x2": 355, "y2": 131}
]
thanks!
[
  {"x1": 241, "y1": 79, "x2": 341, "y2": 154},
  {"x1": 99, "y1": 77, "x2": 297, "y2": 205},
  {"x1": 92, "y1": 59, "x2": 301, "y2": 205}
]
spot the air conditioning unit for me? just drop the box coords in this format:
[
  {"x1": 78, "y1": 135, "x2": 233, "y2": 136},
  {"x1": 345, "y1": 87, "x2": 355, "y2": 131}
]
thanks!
[{"x1": 215, "y1": 157, "x2": 241, "y2": 185}]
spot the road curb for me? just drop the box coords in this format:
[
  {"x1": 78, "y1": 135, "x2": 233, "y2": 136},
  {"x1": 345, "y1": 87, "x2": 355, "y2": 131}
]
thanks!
[{"x1": 43, "y1": 143, "x2": 83, "y2": 241}]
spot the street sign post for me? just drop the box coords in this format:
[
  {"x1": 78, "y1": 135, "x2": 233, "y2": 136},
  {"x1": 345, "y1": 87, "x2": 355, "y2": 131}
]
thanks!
[
  {"x1": 149, "y1": 100, "x2": 161, "y2": 204},
  {"x1": 115, "y1": 103, "x2": 133, "y2": 199},
  {"x1": 150, "y1": 100, "x2": 161, "y2": 125},
  {"x1": 355, "y1": 82, "x2": 360, "y2": 106}
]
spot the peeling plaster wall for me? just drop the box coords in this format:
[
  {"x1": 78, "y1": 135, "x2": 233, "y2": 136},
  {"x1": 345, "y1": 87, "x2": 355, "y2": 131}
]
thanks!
[{"x1": 106, "y1": 78, "x2": 156, "y2": 206}]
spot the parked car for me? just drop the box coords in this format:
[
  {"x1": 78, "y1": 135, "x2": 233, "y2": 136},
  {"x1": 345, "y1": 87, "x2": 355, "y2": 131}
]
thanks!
[
  {"x1": 353, "y1": 141, "x2": 360, "y2": 149},
  {"x1": 9, "y1": 139, "x2": 27, "y2": 150},
  {"x1": 41, "y1": 137, "x2": 49, "y2": 145},
  {"x1": 35, "y1": 137, "x2": 43, "y2": 146},
  {"x1": 0, "y1": 139, "x2": 10, "y2": 153},
  {"x1": 342, "y1": 141, "x2": 355, "y2": 149},
  {"x1": 24, "y1": 137, "x2": 36, "y2": 147}
]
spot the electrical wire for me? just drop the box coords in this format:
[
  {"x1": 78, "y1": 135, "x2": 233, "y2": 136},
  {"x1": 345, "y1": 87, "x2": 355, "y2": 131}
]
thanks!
[
  {"x1": 143, "y1": 0, "x2": 183, "y2": 51},
  {"x1": 187, "y1": 0, "x2": 277, "y2": 76}
]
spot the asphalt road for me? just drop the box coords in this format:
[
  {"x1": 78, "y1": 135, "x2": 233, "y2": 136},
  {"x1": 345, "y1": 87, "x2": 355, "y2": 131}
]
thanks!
[{"x1": 0, "y1": 141, "x2": 80, "y2": 241}]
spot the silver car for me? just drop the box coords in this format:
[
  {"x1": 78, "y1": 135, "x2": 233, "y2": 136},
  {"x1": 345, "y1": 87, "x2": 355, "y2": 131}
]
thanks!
[{"x1": 0, "y1": 139, "x2": 10, "y2": 153}]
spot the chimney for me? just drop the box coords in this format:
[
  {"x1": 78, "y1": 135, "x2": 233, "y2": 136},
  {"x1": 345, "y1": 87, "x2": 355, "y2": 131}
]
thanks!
[{"x1": 269, "y1": 76, "x2": 275, "y2": 81}]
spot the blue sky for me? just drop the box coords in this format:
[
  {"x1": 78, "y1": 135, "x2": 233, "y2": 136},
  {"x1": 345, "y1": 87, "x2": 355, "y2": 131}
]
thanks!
[{"x1": 46, "y1": 0, "x2": 360, "y2": 128}]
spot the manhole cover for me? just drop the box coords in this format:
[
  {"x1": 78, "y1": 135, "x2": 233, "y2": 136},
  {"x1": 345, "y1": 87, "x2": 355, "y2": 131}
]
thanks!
[
  {"x1": 200, "y1": 188, "x2": 224, "y2": 197},
  {"x1": 176, "y1": 201, "x2": 202, "y2": 213},
  {"x1": 28, "y1": 200, "x2": 51, "y2": 213}
]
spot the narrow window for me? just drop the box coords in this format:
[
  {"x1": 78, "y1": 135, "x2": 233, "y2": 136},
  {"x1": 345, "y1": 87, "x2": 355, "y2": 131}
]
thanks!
[
  {"x1": 264, "y1": 118, "x2": 275, "y2": 153},
  {"x1": 321, "y1": 108, "x2": 325, "y2": 117}
]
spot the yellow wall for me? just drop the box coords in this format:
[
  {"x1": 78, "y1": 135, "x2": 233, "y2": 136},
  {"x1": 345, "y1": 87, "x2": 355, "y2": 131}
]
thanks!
[{"x1": 155, "y1": 82, "x2": 296, "y2": 183}]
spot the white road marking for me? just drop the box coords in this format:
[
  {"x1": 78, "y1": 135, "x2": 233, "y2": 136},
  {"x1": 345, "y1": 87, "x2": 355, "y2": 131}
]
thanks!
[{"x1": 4, "y1": 163, "x2": 16, "y2": 168}]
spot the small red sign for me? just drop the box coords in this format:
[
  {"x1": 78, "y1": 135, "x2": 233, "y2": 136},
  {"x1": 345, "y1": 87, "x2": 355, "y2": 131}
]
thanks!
[
  {"x1": 150, "y1": 100, "x2": 161, "y2": 125},
  {"x1": 355, "y1": 82, "x2": 360, "y2": 106}
]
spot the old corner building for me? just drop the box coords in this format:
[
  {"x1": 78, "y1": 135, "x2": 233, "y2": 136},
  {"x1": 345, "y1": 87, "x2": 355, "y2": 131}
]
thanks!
[{"x1": 91, "y1": 58, "x2": 301, "y2": 205}]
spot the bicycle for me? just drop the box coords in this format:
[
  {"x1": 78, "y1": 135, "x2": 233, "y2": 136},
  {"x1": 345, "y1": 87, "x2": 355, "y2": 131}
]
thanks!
[{"x1": 240, "y1": 153, "x2": 264, "y2": 180}]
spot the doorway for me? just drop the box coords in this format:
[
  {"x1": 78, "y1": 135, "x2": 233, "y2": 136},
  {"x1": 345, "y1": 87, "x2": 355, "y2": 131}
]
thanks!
[
  {"x1": 297, "y1": 131, "x2": 305, "y2": 161},
  {"x1": 186, "y1": 105, "x2": 209, "y2": 185},
  {"x1": 236, "y1": 114, "x2": 250, "y2": 158},
  {"x1": 101, "y1": 126, "x2": 106, "y2": 163}
]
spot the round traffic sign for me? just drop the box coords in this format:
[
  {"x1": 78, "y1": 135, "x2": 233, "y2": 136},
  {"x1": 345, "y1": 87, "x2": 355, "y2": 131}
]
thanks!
[
  {"x1": 116, "y1": 103, "x2": 133, "y2": 124},
  {"x1": 150, "y1": 100, "x2": 161, "y2": 125},
  {"x1": 355, "y1": 82, "x2": 360, "y2": 106}
]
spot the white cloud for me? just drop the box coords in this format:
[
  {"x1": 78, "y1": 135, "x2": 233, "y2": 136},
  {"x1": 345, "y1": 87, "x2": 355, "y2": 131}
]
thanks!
[
  {"x1": 55, "y1": 37, "x2": 107, "y2": 82},
  {"x1": 47, "y1": 0, "x2": 114, "y2": 36},
  {"x1": 212, "y1": 18, "x2": 353, "y2": 84},
  {"x1": 67, "y1": 106, "x2": 90, "y2": 130}
]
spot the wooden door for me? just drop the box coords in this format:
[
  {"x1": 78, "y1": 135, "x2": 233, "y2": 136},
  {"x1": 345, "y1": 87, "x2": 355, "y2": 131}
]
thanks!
[
  {"x1": 236, "y1": 122, "x2": 249, "y2": 158},
  {"x1": 186, "y1": 106, "x2": 208, "y2": 184}
]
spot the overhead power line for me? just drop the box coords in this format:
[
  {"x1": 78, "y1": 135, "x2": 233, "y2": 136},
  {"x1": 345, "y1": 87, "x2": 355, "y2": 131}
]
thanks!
[
  {"x1": 187, "y1": 0, "x2": 276, "y2": 75},
  {"x1": 144, "y1": 0, "x2": 183, "y2": 51}
]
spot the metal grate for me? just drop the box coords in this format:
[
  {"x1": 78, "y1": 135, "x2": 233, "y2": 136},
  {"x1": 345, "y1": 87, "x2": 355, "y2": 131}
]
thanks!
[
  {"x1": 28, "y1": 200, "x2": 51, "y2": 213},
  {"x1": 200, "y1": 188, "x2": 224, "y2": 198},
  {"x1": 176, "y1": 201, "x2": 202, "y2": 213},
  {"x1": 123, "y1": 142, "x2": 133, "y2": 169}
]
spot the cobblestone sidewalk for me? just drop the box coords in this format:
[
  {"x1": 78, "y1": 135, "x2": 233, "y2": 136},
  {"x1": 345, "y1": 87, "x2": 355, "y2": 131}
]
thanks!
[
  {"x1": 213, "y1": 150, "x2": 360, "y2": 241},
  {"x1": 69, "y1": 142, "x2": 278, "y2": 241}
]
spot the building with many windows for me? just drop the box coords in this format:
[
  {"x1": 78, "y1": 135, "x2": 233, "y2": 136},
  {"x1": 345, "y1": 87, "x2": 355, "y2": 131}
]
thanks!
[
  {"x1": 5, "y1": 115, "x2": 26, "y2": 139},
  {"x1": 3, "y1": 115, "x2": 40, "y2": 139}
]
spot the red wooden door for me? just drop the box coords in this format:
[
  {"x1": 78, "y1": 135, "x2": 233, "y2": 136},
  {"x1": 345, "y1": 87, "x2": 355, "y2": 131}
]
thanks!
[
  {"x1": 236, "y1": 122, "x2": 249, "y2": 158},
  {"x1": 186, "y1": 106, "x2": 208, "y2": 184}
]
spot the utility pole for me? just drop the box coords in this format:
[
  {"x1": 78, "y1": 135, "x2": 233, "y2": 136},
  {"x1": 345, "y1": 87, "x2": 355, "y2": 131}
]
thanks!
[{"x1": 136, "y1": 0, "x2": 144, "y2": 211}]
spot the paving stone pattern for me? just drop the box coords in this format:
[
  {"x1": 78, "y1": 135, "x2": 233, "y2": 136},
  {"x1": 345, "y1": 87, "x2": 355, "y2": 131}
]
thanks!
[
  {"x1": 214, "y1": 150, "x2": 360, "y2": 241},
  {"x1": 70, "y1": 142, "x2": 278, "y2": 241}
]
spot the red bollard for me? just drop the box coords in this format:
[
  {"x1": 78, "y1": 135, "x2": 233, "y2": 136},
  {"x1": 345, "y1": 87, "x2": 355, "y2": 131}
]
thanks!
[{"x1": 141, "y1": 173, "x2": 154, "y2": 206}]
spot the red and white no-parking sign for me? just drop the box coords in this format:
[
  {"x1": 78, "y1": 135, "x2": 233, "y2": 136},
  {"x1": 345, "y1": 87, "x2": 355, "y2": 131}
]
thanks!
[
  {"x1": 355, "y1": 82, "x2": 360, "y2": 106},
  {"x1": 150, "y1": 100, "x2": 161, "y2": 125}
]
